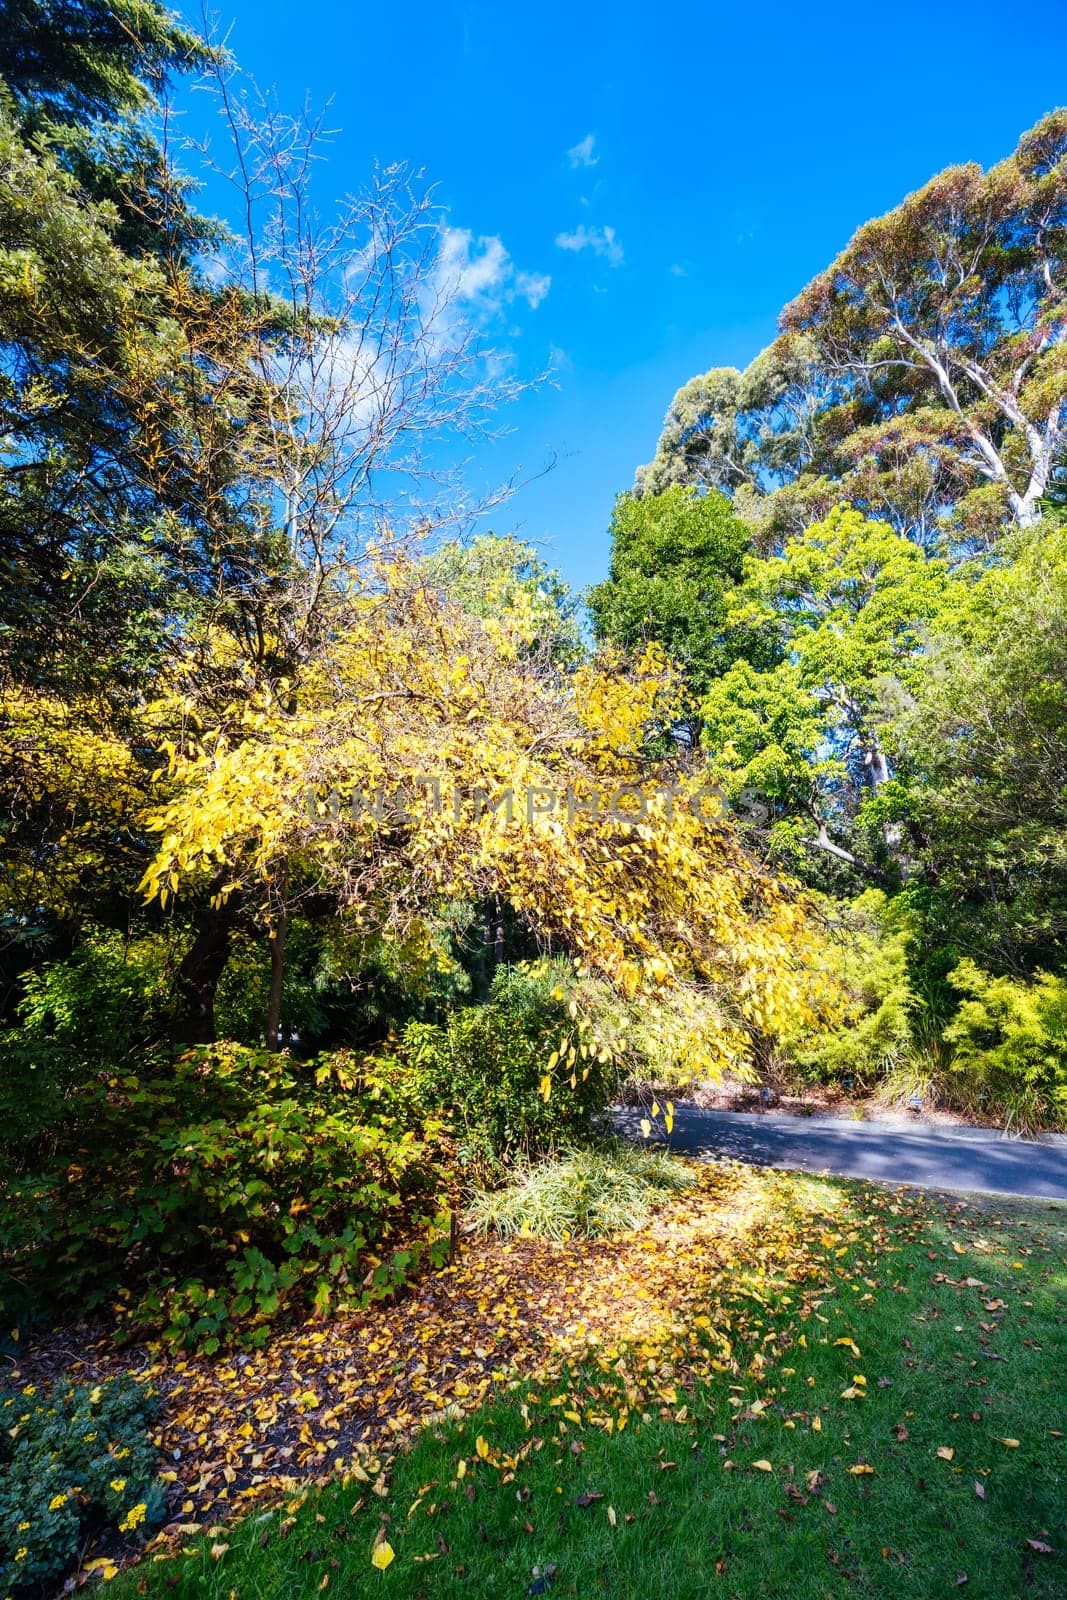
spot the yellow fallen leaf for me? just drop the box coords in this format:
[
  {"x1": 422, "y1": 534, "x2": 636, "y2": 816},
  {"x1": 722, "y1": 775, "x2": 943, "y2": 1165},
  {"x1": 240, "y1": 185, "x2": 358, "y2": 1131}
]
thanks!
[
  {"x1": 812, "y1": 1416, "x2": 822, "y2": 1433},
  {"x1": 371, "y1": 1540, "x2": 395, "y2": 1571},
  {"x1": 752, "y1": 1459, "x2": 773, "y2": 1472},
  {"x1": 456, "y1": 1459, "x2": 467, "y2": 1478},
  {"x1": 937, "y1": 1447, "x2": 955, "y2": 1461},
  {"x1": 210, "y1": 1543, "x2": 230, "y2": 1560},
  {"x1": 848, "y1": 1463, "x2": 875, "y2": 1475},
  {"x1": 607, "y1": 1505, "x2": 617, "y2": 1527},
  {"x1": 835, "y1": 1338, "x2": 861, "y2": 1357},
  {"x1": 83, "y1": 1559, "x2": 119, "y2": 1582},
  {"x1": 997, "y1": 1438, "x2": 1020, "y2": 1449},
  {"x1": 640, "y1": 1118, "x2": 652, "y2": 1138},
  {"x1": 476, "y1": 1435, "x2": 490, "y2": 1460}
]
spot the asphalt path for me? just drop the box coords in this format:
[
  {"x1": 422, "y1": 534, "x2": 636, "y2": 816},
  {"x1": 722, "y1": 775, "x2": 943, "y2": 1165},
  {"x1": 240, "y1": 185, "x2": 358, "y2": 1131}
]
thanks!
[{"x1": 613, "y1": 1105, "x2": 1067, "y2": 1200}]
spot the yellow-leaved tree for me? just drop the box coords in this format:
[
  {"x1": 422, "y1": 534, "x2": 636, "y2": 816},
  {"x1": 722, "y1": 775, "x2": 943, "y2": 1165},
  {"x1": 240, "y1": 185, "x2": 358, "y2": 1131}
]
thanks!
[{"x1": 140, "y1": 547, "x2": 836, "y2": 1075}]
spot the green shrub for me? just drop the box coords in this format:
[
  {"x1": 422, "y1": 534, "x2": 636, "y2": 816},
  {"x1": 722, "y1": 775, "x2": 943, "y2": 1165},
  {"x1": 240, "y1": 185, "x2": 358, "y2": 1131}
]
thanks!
[
  {"x1": 397, "y1": 961, "x2": 613, "y2": 1172},
  {"x1": 942, "y1": 961, "x2": 1067, "y2": 1129},
  {"x1": 0, "y1": 1374, "x2": 163, "y2": 1594},
  {"x1": 0, "y1": 1045, "x2": 453, "y2": 1348},
  {"x1": 469, "y1": 1141, "x2": 694, "y2": 1240}
]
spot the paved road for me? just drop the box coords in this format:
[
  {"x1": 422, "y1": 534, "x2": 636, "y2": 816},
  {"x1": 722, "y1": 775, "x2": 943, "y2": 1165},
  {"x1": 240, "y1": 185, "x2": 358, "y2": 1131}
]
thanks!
[{"x1": 613, "y1": 1106, "x2": 1067, "y2": 1200}]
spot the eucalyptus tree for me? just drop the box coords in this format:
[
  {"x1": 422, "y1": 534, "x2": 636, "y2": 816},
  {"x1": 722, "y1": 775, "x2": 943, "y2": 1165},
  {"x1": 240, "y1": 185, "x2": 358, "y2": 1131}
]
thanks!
[{"x1": 639, "y1": 112, "x2": 1067, "y2": 547}]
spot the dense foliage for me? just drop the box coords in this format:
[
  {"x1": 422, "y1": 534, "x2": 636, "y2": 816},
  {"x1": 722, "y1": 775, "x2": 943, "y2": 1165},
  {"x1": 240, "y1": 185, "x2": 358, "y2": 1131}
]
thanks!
[
  {"x1": 1, "y1": 1044, "x2": 453, "y2": 1347},
  {"x1": 398, "y1": 963, "x2": 613, "y2": 1172}
]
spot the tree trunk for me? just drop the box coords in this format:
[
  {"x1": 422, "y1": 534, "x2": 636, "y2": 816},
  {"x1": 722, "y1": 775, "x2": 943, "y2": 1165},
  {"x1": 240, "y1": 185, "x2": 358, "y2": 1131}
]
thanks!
[
  {"x1": 863, "y1": 743, "x2": 891, "y2": 789},
  {"x1": 265, "y1": 860, "x2": 289, "y2": 1048},
  {"x1": 175, "y1": 894, "x2": 240, "y2": 1045},
  {"x1": 492, "y1": 894, "x2": 505, "y2": 971}
]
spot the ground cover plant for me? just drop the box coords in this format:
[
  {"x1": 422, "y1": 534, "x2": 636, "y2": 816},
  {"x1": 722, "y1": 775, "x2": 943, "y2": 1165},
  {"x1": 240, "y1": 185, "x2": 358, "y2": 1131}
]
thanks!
[{"x1": 0, "y1": 1375, "x2": 164, "y2": 1594}]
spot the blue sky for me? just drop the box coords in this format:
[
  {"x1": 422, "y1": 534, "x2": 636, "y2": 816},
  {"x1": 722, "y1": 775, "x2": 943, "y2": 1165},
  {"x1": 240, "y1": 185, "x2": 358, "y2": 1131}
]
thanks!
[{"x1": 178, "y1": 0, "x2": 1067, "y2": 593}]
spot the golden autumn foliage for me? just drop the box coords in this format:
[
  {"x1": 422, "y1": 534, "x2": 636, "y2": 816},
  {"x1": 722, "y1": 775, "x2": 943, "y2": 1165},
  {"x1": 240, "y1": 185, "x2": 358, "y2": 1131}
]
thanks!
[
  {"x1": 0, "y1": 689, "x2": 153, "y2": 920},
  {"x1": 139, "y1": 548, "x2": 837, "y2": 1070}
]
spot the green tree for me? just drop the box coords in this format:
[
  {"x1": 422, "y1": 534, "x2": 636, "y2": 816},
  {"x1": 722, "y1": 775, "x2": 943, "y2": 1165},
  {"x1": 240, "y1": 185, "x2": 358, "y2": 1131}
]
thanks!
[
  {"x1": 587, "y1": 486, "x2": 755, "y2": 718},
  {"x1": 886, "y1": 520, "x2": 1067, "y2": 973},
  {"x1": 701, "y1": 507, "x2": 957, "y2": 872},
  {"x1": 0, "y1": 0, "x2": 212, "y2": 256}
]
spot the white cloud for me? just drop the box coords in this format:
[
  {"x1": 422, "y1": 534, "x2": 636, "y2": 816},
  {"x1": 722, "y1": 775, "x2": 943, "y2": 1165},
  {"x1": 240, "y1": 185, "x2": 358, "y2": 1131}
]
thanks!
[
  {"x1": 554, "y1": 224, "x2": 624, "y2": 267},
  {"x1": 515, "y1": 269, "x2": 552, "y2": 309},
  {"x1": 669, "y1": 262, "x2": 688, "y2": 278},
  {"x1": 567, "y1": 133, "x2": 599, "y2": 168},
  {"x1": 435, "y1": 226, "x2": 551, "y2": 316}
]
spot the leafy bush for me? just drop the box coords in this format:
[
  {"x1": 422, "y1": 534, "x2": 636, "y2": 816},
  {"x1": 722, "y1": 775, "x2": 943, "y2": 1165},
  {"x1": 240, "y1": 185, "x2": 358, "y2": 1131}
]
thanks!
[
  {"x1": 397, "y1": 961, "x2": 613, "y2": 1172},
  {"x1": 942, "y1": 961, "x2": 1067, "y2": 1130},
  {"x1": 0, "y1": 1373, "x2": 163, "y2": 1594},
  {"x1": 469, "y1": 1141, "x2": 694, "y2": 1240},
  {"x1": 0, "y1": 1045, "x2": 453, "y2": 1347}
]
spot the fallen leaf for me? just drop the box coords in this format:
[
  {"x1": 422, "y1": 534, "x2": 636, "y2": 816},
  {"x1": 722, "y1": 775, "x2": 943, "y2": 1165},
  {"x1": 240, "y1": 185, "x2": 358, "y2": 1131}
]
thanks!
[
  {"x1": 752, "y1": 1459, "x2": 773, "y2": 1472},
  {"x1": 371, "y1": 1539, "x2": 395, "y2": 1571},
  {"x1": 937, "y1": 1447, "x2": 955, "y2": 1461},
  {"x1": 1026, "y1": 1539, "x2": 1054, "y2": 1554},
  {"x1": 974, "y1": 1481, "x2": 985, "y2": 1500}
]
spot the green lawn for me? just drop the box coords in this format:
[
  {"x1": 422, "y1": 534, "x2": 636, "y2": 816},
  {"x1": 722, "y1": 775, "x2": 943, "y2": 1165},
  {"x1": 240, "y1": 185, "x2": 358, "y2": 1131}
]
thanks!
[{"x1": 123, "y1": 1180, "x2": 1066, "y2": 1599}]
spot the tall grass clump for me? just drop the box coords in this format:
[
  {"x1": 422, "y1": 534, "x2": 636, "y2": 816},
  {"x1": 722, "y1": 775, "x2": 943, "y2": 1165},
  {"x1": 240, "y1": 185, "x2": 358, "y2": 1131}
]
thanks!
[{"x1": 468, "y1": 1141, "x2": 694, "y2": 1241}]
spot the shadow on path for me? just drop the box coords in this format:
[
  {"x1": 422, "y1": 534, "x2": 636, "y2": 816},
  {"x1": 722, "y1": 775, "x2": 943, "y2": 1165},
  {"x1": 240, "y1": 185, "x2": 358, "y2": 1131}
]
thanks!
[{"x1": 613, "y1": 1106, "x2": 1067, "y2": 1200}]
